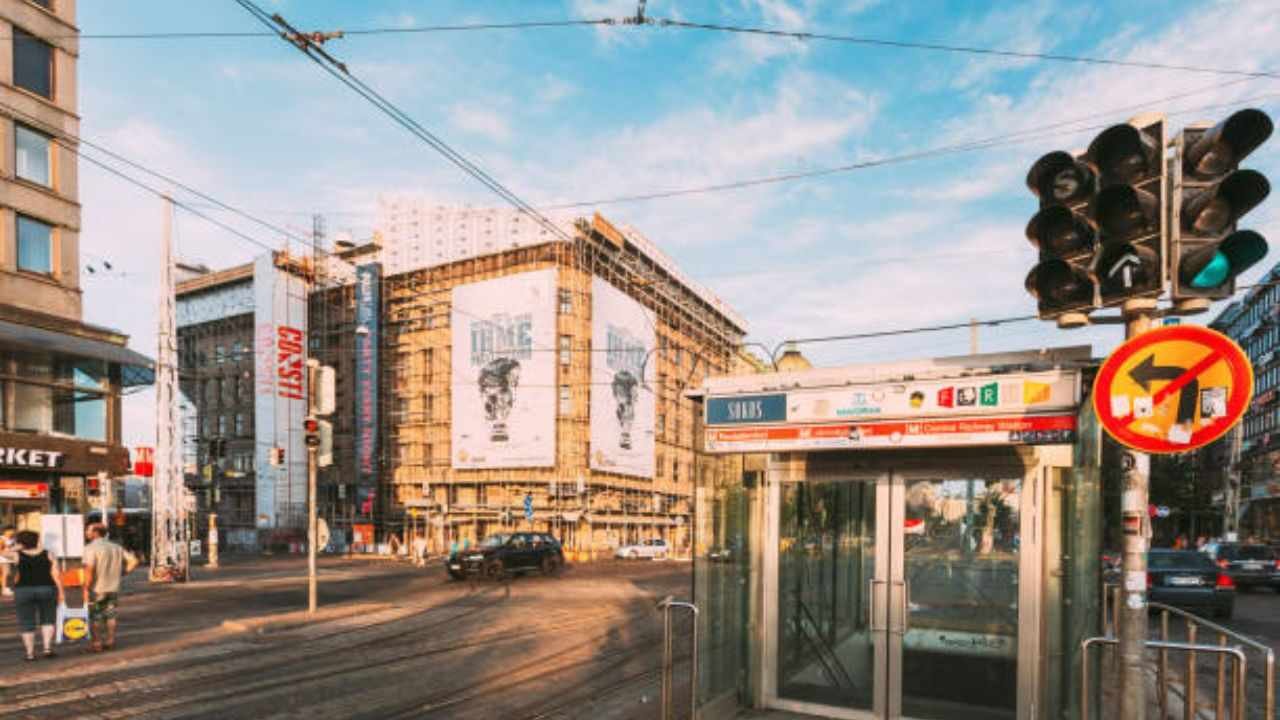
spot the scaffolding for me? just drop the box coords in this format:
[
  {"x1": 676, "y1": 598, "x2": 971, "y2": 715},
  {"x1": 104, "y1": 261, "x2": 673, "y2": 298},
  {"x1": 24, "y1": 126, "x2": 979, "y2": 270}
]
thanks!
[{"x1": 373, "y1": 203, "x2": 745, "y2": 557}]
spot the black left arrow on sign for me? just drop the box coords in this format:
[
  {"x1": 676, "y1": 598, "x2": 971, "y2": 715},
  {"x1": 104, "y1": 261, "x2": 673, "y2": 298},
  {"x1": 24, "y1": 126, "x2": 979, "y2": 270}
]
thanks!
[{"x1": 1129, "y1": 354, "x2": 1197, "y2": 425}]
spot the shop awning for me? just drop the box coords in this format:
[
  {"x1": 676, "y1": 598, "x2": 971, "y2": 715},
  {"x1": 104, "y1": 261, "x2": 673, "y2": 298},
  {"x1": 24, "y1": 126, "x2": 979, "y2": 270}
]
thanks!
[{"x1": 0, "y1": 319, "x2": 154, "y2": 387}]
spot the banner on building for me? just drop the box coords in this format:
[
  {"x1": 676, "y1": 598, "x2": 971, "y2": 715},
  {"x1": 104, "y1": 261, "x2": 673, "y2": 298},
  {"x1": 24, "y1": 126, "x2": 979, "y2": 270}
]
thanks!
[
  {"x1": 451, "y1": 269, "x2": 557, "y2": 468},
  {"x1": 354, "y1": 263, "x2": 381, "y2": 516},
  {"x1": 590, "y1": 277, "x2": 655, "y2": 478},
  {"x1": 253, "y1": 253, "x2": 308, "y2": 529}
]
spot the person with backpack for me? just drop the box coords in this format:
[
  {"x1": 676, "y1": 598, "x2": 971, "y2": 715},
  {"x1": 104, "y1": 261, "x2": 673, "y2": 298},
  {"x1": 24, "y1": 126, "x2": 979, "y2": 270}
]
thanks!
[{"x1": 11, "y1": 530, "x2": 64, "y2": 661}]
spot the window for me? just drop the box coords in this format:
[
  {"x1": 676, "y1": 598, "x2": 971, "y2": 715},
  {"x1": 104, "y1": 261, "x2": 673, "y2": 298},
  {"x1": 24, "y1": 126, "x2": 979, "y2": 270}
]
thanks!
[
  {"x1": 559, "y1": 335, "x2": 572, "y2": 366},
  {"x1": 16, "y1": 215, "x2": 52, "y2": 273},
  {"x1": 217, "y1": 415, "x2": 228, "y2": 436},
  {"x1": 425, "y1": 394, "x2": 433, "y2": 421},
  {"x1": 15, "y1": 124, "x2": 51, "y2": 186},
  {"x1": 231, "y1": 340, "x2": 245, "y2": 361},
  {"x1": 204, "y1": 379, "x2": 218, "y2": 406},
  {"x1": 233, "y1": 453, "x2": 254, "y2": 473},
  {"x1": 657, "y1": 413, "x2": 665, "y2": 436},
  {"x1": 215, "y1": 345, "x2": 226, "y2": 365},
  {"x1": 13, "y1": 27, "x2": 52, "y2": 99},
  {"x1": 238, "y1": 376, "x2": 251, "y2": 402},
  {"x1": 234, "y1": 413, "x2": 247, "y2": 437},
  {"x1": 559, "y1": 289, "x2": 572, "y2": 315},
  {"x1": 559, "y1": 385, "x2": 572, "y2": 414}
]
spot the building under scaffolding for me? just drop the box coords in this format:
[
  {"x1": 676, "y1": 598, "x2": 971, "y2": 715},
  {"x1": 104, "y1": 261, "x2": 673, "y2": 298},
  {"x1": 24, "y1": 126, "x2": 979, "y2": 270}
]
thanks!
[{"x1": 362, "y1": 201, "x2": 748, "y2": 556}]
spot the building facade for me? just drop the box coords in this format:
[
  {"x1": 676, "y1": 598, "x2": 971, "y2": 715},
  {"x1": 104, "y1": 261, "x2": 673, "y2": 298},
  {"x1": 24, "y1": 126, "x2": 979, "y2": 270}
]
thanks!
[
  {"x1": 0, "y1": 0, "x2": 151, "y2": 532},
  {"x1": 373, "y1": 202, "x2": 746, "y2": 556},
  {"x1": 1207, "y1": 264, "x2": 1280, "y2": 541}
]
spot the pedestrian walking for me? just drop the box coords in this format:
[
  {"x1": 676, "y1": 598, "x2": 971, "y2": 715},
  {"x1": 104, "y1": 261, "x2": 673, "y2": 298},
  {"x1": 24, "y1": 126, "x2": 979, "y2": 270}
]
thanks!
[
  {"x1": 82, "y1": 523, "x2": 126, "y2": 652},
  {"x1": 11, "y1": 530, "x2": 64, "y2": 661},
  {"x1": 0, "y1": 526, "x2": 16, "y2": 597}
]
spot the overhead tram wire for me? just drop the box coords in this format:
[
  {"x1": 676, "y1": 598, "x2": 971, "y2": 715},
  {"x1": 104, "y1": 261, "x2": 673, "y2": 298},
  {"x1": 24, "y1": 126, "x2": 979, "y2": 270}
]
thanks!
[
  {"x1": 17, "y1": 18, "x2": 612, "y2": 41},
  {"x1": 544, "y1": 85, "x2": 1280, "y2": 210},
  {"x1": 654, "y1": 18, "x2": 1280, "y2": 81},
  {"x1": 0, "y1": 100, "x2": 314, "y2": 249},
  {"x1": 234, "y1": 0, "x2": 576, "y2": 246}
]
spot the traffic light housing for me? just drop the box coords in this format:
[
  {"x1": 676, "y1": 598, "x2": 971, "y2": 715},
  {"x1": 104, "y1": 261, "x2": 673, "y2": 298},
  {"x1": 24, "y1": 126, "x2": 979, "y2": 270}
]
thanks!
[
  {"x1": 1025, "y1": 114, "x2": 1166, "y2": 323},
  {"x1": 1171, "y1": 108, "x2": 1273, "y2": 300}
]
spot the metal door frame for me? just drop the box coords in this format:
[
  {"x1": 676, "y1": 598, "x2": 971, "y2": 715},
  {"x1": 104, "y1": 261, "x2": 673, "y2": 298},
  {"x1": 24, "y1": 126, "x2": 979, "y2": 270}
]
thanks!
[
  {"x1": 761, "y1": 460, "x2": 1045, "y2": 720},
  {"x1": 890, "y1": 467, "x2": 1042, "y2": 720},
  {"x1": 762, "y1": 471, "x2": 890, "y2": 720}
]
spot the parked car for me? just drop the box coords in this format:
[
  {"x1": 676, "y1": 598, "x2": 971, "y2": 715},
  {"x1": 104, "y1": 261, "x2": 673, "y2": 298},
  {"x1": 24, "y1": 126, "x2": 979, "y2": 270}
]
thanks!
[
  {"x1": 615, "y1": 538, "x2": 669, "y2": 560},
  {"x1": 446, "y1": 532, "x2": 564, "y2": 580},
  {"x1": 1147, "y1": 549, "x2": 1235, "y2": 619},
  {"x1": 1203, "y1": 543, "x2": 1280, "y2": 591}
]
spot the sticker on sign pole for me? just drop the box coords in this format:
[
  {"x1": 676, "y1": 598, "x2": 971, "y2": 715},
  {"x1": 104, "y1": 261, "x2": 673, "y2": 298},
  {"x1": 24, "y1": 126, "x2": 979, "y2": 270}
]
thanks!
[{"x1": 1092, "y1": 325, "x2": 1253, "y2": 454}]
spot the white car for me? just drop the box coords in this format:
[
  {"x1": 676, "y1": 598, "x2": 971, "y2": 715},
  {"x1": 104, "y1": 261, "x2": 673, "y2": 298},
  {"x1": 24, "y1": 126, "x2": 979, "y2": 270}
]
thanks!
[{"x1": 615, "y1": 538, "x2": 669, "y2": 560}]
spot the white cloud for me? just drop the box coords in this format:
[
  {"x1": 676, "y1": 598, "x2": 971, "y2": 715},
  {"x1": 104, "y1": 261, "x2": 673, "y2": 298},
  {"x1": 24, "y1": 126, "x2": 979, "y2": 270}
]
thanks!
[
  {"x1": 537, "y1": 74, "x2": 578, "y2": 105},
  {"x1": 447, "y1": 103, "x2": 512, "y2": 143}
]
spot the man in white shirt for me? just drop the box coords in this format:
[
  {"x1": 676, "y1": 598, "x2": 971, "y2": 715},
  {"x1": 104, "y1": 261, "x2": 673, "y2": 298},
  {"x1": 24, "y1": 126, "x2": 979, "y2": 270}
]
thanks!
[{"x1": 82, "y1": 523, "x2": 125, "y2": 651}]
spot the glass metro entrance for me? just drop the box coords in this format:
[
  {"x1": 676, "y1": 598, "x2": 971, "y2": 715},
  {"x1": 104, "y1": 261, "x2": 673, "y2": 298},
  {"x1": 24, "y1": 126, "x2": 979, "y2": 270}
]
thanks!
[{"x1": 765, "y1": 467, "x2": 1031, "y2": 720}]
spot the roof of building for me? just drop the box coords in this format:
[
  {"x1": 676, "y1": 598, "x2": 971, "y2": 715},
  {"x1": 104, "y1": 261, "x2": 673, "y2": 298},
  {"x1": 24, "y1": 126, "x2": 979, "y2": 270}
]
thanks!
[{"x1": 175, "y1": 262, "x2": 253, "y2": 296}]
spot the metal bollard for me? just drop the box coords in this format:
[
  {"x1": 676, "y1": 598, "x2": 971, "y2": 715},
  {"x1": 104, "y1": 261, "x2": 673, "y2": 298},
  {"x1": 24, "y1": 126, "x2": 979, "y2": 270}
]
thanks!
[{"x1": 658, "y1": 597, "x2": 699, "y2": 720}]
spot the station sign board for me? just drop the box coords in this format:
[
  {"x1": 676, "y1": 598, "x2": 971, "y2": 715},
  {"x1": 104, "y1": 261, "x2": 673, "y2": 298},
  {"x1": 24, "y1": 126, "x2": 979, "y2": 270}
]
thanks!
[{"x1": 1092, "y1": 325, "x2": 1252, "y2": 454}]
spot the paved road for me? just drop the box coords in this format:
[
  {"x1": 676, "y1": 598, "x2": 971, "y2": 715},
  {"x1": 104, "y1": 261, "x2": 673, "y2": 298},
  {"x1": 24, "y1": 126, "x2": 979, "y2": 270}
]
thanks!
[{"x1": 0, "y1": 556, "x2": 694, "y2": 719}]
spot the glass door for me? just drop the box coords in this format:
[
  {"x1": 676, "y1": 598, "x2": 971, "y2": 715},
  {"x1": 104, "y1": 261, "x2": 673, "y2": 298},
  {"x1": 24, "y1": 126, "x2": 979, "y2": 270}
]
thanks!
[
  {"x1": 771, "y1": 476, "x2": 886, "y2": 719},
  {"x1": 890, "y1": 473, "x2": 1024, "y2": 720}
]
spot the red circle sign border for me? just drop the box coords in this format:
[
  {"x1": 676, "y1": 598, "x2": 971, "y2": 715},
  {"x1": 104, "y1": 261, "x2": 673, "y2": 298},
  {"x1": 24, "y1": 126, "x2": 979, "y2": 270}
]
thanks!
[{"x1": 1092, "y1": 324, "x2": 1253, "y2": 454}]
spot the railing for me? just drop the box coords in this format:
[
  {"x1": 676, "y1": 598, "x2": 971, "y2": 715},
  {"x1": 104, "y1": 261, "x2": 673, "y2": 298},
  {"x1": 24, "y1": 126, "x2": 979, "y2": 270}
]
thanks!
[
  {"x1": 658, "y1": 597, "x2": 698, "y2": 720},
  {"x1": 1082, "y1": 636, "x2": 1248, "y2": 720},
  {"x1": 1099, "y1": 583, "x2": 1275, "y2": 720}
]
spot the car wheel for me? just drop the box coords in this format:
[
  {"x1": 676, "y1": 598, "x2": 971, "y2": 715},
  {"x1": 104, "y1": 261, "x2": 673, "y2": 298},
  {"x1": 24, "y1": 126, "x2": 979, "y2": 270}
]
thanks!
[
  {"x1": 541, "y1": 554, "x2": 561, "y2": 576},
  {"x1": 483, "y1": 559, "x2": 505, "y2": 581},
  {"x1": 628, "y1": 550, "x2": 639, "y2": 560}
]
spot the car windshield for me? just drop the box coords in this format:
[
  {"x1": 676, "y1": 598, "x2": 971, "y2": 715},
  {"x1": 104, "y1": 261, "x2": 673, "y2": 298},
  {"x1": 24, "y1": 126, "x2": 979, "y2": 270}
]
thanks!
[
  {"x1": 1149, "y1": 551, "x2": 1216, "y2": 570},
  {"x1": 480, "y1": 534, "x2": 511, "y2": 548},
  {"x1": 1222, "y1": 545, "x2": 1274, "y2": 560}
]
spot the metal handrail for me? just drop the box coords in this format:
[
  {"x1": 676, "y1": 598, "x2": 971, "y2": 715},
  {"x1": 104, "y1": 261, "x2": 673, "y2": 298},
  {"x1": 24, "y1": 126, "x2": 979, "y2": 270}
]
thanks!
[
  {"x1": 658, "y1": 597, "x2": 699, "y2": 720},
  {"x1": 1082, "y1": 636, "x2": 1248, "y2": 720},
  {"x1": 1101, "y1": 582, "x2": 1275, "y2": 719}
]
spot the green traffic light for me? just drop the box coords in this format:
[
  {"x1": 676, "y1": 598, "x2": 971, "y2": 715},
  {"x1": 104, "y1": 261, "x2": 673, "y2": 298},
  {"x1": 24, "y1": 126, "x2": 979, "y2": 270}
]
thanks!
[{"x1": 1189, "y1": 252, "x2": 1230, "y2": 288}]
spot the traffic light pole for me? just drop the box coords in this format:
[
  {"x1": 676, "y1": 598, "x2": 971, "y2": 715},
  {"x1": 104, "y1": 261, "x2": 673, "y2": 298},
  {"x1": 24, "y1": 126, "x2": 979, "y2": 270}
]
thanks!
[
  {"x1": 1118, "y1": 301, "x2": 1154, "y2": 720},
  {"x1": 308, "y1": 443, "x2": 318, "y2": 615}
]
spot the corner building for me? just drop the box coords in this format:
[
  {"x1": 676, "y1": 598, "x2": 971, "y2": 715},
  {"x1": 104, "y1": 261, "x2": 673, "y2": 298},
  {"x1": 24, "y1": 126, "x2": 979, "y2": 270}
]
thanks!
[
  {"x1": 0, "y1": 0, "x2": 150, "y2": 531},
  {"x1": 374, "y1": 201, "x2": 745, "y2": 556}
]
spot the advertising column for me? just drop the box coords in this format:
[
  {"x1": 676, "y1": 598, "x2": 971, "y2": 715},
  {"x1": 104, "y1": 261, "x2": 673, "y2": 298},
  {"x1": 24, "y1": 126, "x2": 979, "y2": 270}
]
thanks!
[
  {"x1": 354, "y1": 263, "x2": 381, "y2": 522},
  {"x1": 253, "y1": 254, "x2": 309, "y2": 531}
]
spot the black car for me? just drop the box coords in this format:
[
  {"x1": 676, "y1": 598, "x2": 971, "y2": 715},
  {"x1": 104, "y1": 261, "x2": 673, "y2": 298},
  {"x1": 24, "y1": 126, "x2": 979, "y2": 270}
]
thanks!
[
  {"x1": 1147, "y1": 550, "x2": 1235, "y2": 620},
  {"x1": 1205, "y1": 543, "x2": 1280, "y2": 591},
  {"x1": 446, "y1": 532, "x2": 564, "y2": 580}
]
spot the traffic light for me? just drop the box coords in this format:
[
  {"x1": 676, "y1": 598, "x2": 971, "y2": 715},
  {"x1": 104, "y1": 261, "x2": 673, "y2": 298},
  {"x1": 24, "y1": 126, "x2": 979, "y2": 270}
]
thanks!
[
  {"x1": 308, "y1": 362, "x2": 336, "y2": 416},
  {"x1": 268, "y1": 447, "x2": 285, "y2": 466},
  {"x1": 1024, "y1": 114, "x2": 1166, "y2": 324},
  {"x1": 1172, "y1": 108, "x2": 1273, "y2": 300},
  {"x1": 304, "y1": 417, "x2": 320, "y2": 448}
]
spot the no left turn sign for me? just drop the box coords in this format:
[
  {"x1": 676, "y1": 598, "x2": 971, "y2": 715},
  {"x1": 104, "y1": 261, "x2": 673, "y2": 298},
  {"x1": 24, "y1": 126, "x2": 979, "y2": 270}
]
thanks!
[{"x1": 1093, "y1": 325, "x2": 1252, "y2": 454}]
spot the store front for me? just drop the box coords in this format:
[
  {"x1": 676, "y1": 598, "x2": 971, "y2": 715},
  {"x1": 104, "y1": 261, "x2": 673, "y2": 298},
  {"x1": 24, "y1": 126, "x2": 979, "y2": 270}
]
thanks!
[
  {"x1": 692, "y1": 347, "x2": 1104, "y2": 720},
  {"x1": 0, "y1": 434, "x2": 132, "y2": 532}
]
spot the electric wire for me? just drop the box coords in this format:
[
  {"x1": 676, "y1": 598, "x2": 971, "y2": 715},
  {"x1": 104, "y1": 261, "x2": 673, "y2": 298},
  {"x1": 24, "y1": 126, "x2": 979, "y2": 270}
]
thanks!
[
  {"x1": 234, "y1": 0, "x2": 575, "y2": 248},
  {"x1": 12, "y1": 19, "x2": 612, "y2": 40},
  {"x1": 656, "y1": 18, "x2": 1280, "y2": 81}
]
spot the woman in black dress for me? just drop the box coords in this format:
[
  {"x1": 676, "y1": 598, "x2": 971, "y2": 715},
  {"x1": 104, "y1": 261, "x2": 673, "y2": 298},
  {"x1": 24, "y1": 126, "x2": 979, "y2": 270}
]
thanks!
[{"x1": 11, "y1": 530, "x2": 65, "y2": 660}]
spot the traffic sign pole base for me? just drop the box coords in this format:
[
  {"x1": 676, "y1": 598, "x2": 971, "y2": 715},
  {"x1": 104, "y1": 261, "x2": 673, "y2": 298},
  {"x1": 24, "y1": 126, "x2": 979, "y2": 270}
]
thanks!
[{"x1": 1056, "y1": 312, "x2": 1090, "y2": 329}]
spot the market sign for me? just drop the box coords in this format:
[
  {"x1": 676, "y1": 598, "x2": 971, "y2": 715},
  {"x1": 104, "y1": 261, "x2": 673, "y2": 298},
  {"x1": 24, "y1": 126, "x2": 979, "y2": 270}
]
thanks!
[
  {"x1": 0, "y1": 449, "x2": 64, "y2": 469},
  {"x1": 0, "y1": 481, "x2": 49, "y2": 499},
  {"x1": 1093, "y1": 325, "x2": 1251, "y2": 454}
]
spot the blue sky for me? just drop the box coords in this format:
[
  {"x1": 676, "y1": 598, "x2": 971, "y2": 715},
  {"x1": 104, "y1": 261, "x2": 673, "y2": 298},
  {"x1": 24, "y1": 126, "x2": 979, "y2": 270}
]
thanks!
[{"x1": 71, "y1": 1, "x2": 1280, "y2": 445}]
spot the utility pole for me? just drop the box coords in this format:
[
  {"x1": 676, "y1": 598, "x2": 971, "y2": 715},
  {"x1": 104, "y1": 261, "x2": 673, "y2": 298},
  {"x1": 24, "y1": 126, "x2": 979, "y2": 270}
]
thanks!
[
  {"x1": 307, "y1": 440, "x2": 317, "y2": 614},
  {"x1": 304, "y1": 361, "x2": 334, "y2": 615},
  {"x1": 152, "y1": 196, "x2": 190, "y2": 583},
  {"x1": 968, "y1": 317, "x2": 979, "y2": 354},
  {"x1": 1225, "y1": 423, "x2": 1242, "y2": 537},
  {"x1": 1117, "y1": 300, "x2": 1154, "y2": 719}
]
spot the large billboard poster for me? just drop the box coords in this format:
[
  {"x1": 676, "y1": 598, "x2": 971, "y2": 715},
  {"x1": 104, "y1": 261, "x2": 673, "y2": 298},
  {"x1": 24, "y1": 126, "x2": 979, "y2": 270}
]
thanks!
[
  {"x1": 590, "y1": 277, "x2": 655, "y2": 478},
  {"x1": 451, "y1": 269, "x2": 557, "y2": 468},
  {"x1": 354, "y1": 263, "x2": 381, "y2": 517},
  {"x1": 253, "y1": 253, "x2": 308, "y2": 529}
]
